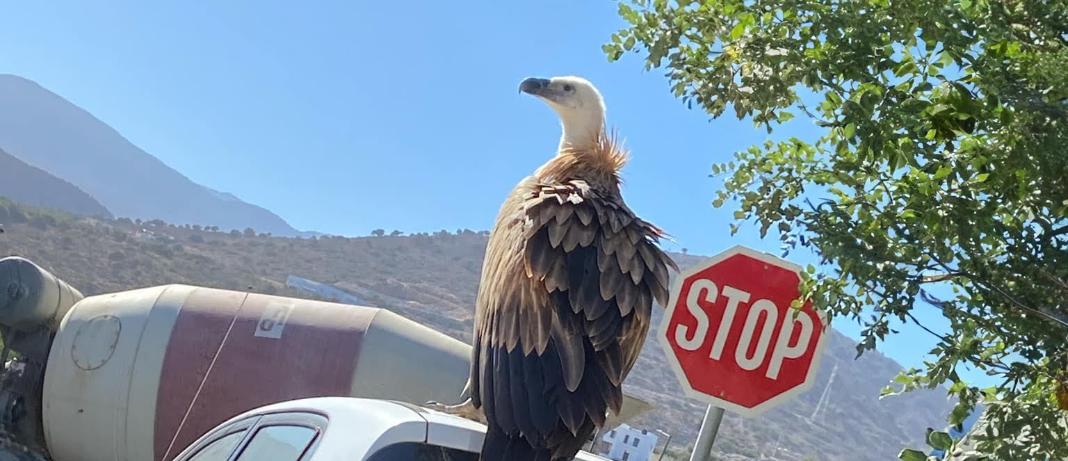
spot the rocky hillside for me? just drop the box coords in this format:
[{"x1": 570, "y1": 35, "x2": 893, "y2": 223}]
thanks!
[{"x1": 0, "y1": 198, "x2": 953, "y2": 460}]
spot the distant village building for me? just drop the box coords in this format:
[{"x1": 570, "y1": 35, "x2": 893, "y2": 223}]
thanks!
[
  {"x1": 600, "y1": 424, "x2": 658, "y2": 461},
  {"x1": 285, "y1": 275, "x2": 362, "y2": 305}
]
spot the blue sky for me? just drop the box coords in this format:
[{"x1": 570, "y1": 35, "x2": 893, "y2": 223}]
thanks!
[{"x1": 0, "y1": 1, "x2": 989, "y2": 387}]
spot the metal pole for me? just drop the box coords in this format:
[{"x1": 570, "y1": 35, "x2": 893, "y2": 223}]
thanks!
[
  {"x1": 588, "y1": 426, "x2": 601, "y2": 453},
  {"x1": 688, "y1": 405, "x2": 725, "y2": 461},
  {"x1": 656, "y1": 430, "x2": 672, "y2": 461}
]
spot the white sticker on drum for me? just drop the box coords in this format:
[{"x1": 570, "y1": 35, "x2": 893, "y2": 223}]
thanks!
[{"x1": 255, "y1": 301, "x2": 294, "y2": 339}]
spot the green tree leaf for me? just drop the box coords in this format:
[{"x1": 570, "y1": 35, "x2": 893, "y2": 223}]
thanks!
[
  {"x1": 933, "y1": 165, "x2": 953, "y2": 180},
  {"x1": 926, "y1": 430, "x2": 953, "y2": 450},
  {"x1": 898, "y1": 449, "x2": 928, "y2": 461}
]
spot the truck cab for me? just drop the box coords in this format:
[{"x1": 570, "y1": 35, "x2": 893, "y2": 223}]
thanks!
[{"x1": 174, "y1": 397, "x2": 608, "y2": 461}]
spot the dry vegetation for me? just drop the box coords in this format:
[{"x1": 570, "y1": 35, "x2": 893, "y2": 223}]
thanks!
[{"x1": 0, "y1": 198, "x2": 953, "y2": 460}]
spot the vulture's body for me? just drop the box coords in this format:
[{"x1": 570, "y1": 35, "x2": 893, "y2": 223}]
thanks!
[{"x1": 463, "y1": 76, "x2": 677, "y2": 461}]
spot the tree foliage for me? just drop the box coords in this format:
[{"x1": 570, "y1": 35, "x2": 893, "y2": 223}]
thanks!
[{"x1": 606, "y1": 0, "x2": 1067, "y2": 458}]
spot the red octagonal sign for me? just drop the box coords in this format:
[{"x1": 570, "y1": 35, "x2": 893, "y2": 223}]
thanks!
[{"x1": 659, "y1": 245, "x2": 828, "y2": 417}]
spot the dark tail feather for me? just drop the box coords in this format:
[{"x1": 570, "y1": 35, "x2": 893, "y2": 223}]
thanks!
[
  {"x1": 481, "y1": 427, "x2": 552, "y2": 461},
  {"x1": 547, "y1": 421, "x2": 596, "y2": 461}
]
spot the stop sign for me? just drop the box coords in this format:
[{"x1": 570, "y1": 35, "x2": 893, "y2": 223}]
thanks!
[{"x1": 659, "y1": 245, "x2": 828, "y2": 417}]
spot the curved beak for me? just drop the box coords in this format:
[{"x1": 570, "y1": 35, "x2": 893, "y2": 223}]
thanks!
[{"x1": 519, "y1": 77, "x2": 551, "y2": 95}]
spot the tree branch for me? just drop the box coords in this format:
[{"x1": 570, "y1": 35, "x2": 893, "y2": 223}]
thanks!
[
  {"x1": 977, "y1": 278, "x2": 1068, "y2": 329},
  {"x1": 1048, "y1": 226, "x2": 1068, "y2": 239},
  {"x1": 905, "y1": 311, "x2": 1012, "y2": 373},
  {"x1": 918, "y1": 272, "x2": 963, "y2": 283}
]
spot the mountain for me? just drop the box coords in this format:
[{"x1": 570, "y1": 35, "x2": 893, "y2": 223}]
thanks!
[
  {"x1": 0, "y1": 74, "x2": 300, "y2": 236},
  {"x1": 0, "y1": 200, "x2": 955, "y2": 460},
  {"x1": 0, "y1": 148, "x2": 111, "y2": 218}
]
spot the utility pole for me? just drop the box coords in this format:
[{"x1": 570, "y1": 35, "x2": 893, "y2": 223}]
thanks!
[{"x1": 808, "y1": 363, "x2": 838, "y2": 423}]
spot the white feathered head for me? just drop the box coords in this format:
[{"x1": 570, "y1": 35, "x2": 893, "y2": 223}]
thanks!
[{"x1": 520, "y1": 76, "x2": 606, "y2": 150}]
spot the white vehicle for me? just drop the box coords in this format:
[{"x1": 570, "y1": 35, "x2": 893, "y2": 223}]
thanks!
[{"x1": 173, "y1": 397, "x2": 609, "y2": 461}]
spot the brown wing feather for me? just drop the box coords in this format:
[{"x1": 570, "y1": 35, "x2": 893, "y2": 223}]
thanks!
[{"x1": 470, "y1": 176, "x2": 676, "y2": 455}]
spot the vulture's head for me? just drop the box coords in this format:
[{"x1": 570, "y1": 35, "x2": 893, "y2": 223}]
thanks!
[{"x1": 520, "y1": 76, "x2": 606, "y2": 149}]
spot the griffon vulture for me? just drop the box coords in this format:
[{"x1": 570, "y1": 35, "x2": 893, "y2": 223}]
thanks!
[{"x1": 440, "y1": 76, "x2": 677, "y2": 461}]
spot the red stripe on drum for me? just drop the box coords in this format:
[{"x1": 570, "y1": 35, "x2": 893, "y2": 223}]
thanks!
[{"x1": 154, "y1": 289, "x2": 374, "y2": 460}]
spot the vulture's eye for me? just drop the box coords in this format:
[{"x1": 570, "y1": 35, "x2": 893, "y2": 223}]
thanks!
[{"x1": 563, "y1": 84, "x2": 574, "y2": 92}]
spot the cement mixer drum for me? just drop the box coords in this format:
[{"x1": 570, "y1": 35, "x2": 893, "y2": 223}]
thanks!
[{"x1": 42, "y1": 285, "x2": 471, "y2": 461}]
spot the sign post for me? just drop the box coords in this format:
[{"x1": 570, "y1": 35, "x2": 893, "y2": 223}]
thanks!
[
  {"x1": 690, "y1": 406, "x2": 724, "y2": 461},
  {"x1": 658, "y1": 245, "x2": 829, "y2": 461}
]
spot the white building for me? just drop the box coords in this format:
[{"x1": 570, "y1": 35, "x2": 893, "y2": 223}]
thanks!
[{"x1": 600, "y1": 424, "x2": 658, "y2": 461}]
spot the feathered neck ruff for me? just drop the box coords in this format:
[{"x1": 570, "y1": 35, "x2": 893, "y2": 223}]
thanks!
[{"x1": 535, "y1": 130, "x2": 628, "y2": 189}]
